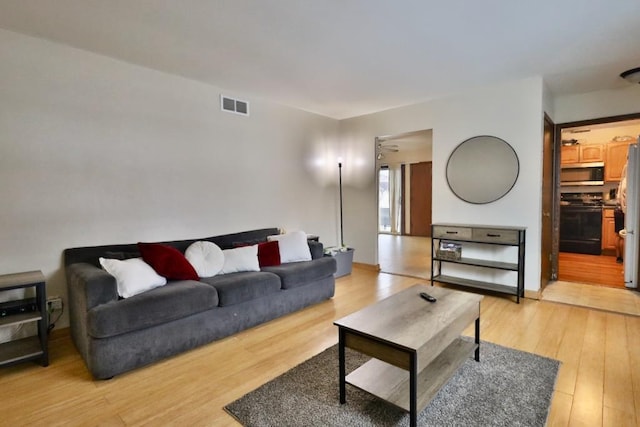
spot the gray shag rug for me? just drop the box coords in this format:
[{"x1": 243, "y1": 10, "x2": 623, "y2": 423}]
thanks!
[{"x1": 225, "y1": 341, "x2": 560, "y2": 426}]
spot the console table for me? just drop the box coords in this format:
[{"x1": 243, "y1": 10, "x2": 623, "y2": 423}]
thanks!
[{"x1": 430, "y1": 224, "x2": 526, "y2": 303}]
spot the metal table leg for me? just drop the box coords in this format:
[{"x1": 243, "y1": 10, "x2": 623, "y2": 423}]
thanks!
[
  {"x1": 475, "y1": 317, "x2": 480, "y2": 362},
  {"x1": 339, "y1": 329, "x2": 346, "y2": 404},
  {"x1": 410, "y1": 351, "x2": 417, "y2": 427}
]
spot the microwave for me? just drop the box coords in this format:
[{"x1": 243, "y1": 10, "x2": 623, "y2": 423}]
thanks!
[{"x1": 560, "y1": 162, "x2": 604, "y2": 186}]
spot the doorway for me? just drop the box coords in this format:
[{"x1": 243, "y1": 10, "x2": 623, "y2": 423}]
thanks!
[
  {"x1": 554, "y1": 114, "x2": 640, "y2": 289},
  {"x1": 376, "y1": 129, "x2": 432, "y2": 278}
]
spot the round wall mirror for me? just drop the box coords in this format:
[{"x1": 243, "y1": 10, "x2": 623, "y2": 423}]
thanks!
[{"x1": 446, "y1": 135, "x2": 519, "y2": 204}]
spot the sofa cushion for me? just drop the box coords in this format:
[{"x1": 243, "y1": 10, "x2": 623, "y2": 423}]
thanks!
[
  {"x1": 138, "y1": 242, "x2": 199, "y2": 280},
  {"x1": 185, "y1": 241, "x2": 225, "y2": 278},
  {"x1": 98, "y1": 257, "x2": 167, "y2": 298},
  {"x1": 235, "y1": 241, "x2": 281, "y2": 267},
  {"x1": 199, "y1": 271, "x2": 281, "y2": 306},
  {"x1": 220, "y1": 245, "x2": 260, "y2": 274},
  {"x1": 267, "y1": 231, "x2": 312, "y2": 263},
  {"x1": 257, "y1": 241, "x2": 281, "y2": 267},
  {"x1": 307, "y1": 240, "x2": 324, "y2": 260},
  {"x1": 262, "y1": 257, "x2": 336, "y2": 290},
  {"x1": 104, "y1": 250, "x2": 141, "y2": 260},
  {"x1": 87, "y1": 280, "x2": 218, "y2": 338}
]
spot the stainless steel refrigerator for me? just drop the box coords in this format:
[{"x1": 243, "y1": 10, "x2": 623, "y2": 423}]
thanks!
[{"x1": 624, "y1": 138, "x2": 640, "y2": 288}]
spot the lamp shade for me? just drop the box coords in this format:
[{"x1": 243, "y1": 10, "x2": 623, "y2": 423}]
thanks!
[{"x1": 620, "y1": 67, "x2": 640, "y2": 84}]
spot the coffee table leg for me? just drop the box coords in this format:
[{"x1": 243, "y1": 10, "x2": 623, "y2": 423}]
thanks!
[
  {"x1": 410, "y1": 351, "x2": 417, "y2": 427},
  {"x1": 475, "y1": 317, "x2": 480, "y2": 362},
  {"x1": 339, "y1": 328, "x2": 346, "y2": 404}
]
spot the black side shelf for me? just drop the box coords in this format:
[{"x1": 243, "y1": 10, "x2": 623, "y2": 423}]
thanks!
[{"x1": 0, "y1": 271, "x2": 48, "y2": 368}]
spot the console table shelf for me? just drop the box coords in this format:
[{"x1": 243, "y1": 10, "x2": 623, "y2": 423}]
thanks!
[
  {"x1": 0, "y1": 270, "x2": 48, "y2": 368},
  {"x1": 431, "y1": 224, "x2": 526, "y2": 303},
  {"x1": 431, "y1": 275, "x2": 520, "y2": 297},
  {"x1": 436, "y1": 257, "x2": 518, "y2": 271}
]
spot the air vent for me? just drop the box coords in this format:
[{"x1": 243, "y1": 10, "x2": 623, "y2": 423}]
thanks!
[{"x1": 221, "y1": 95, "x2": 250, "y2": 116}]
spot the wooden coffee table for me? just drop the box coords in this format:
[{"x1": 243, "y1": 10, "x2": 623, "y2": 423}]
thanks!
[{"x1": 334, "y1": 284, "x2": 482, "y2": 427}]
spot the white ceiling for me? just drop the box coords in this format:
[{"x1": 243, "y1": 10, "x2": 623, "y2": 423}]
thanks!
[
  {"x1": 0, "y1": 0, "x2": 639, "y2": 119},
  {"x1": 378, "y1": 129, "x2": 432, "y2": 152}
]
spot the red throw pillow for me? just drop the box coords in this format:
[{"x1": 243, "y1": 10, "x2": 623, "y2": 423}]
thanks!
[
  {"x1": 138, "y1": 242, "x2": 199, "y2": 280},
  {"x1": 258, "y1": 241, "x2": 281, "y2": 267}
]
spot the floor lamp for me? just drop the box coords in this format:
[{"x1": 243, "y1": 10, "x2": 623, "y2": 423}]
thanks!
[{"x1": 338, "y1": 158, "x2": 344, "y2": 247}]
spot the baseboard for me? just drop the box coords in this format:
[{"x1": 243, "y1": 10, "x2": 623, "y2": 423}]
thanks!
[
  {"x1": 601, "y1": 248, "x2": 615, "y2": 256},
  {"x1": 353, "y1": 262, "x2": 380, "y2": 272},
  {"x1": 353, "y1": 263, "x2": 542, "y2": 300},
  {"x1": 524, "y1": 289, "x2": 541, "y2": 300}
]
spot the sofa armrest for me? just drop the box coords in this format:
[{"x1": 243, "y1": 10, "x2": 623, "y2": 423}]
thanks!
[
  {"x1": 66, "y1": 263, "x2": 118, "y2": 310},
  {"x1": 308, "y1": 241, "x2": 324, "y2": 260}
]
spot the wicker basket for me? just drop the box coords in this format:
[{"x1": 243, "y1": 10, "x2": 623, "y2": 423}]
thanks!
[
  {"x1": 436, "y1": 249, "x2": 461, "y2": 261},
  {"x1": 437, "y1": 241, "x2": 462, "y2": 261}
]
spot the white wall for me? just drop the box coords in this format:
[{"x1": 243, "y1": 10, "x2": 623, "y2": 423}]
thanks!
[
  {"x1": 553, "y1": 87, "x2": 640, "y2": 124},
  {"x1": 10, "y1": 22, "x2": 636, "y2": 328},
  {"x1": 340, "y1": 77, "x2": 545, "y2": 292},
  {"x1": 0, "y1": 29, "x2": 341, "y2": 328},
  {"x1": 542, "y1": 82, "x2": 555, "y2": 122}
]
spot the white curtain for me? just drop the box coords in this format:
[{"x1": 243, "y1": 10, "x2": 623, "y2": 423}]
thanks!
[{"x1": 388, "y1": 164, "x2": 402, "y2": 234}]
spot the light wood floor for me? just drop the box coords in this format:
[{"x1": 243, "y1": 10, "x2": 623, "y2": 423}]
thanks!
[
  {"x1": 378, "y1": 234, "x2": 430, "y2": 279},
  {"x1": 377, "y1": 235, "x2": 640, "y2": 316},
  {"x1": 543, "y1": 280, "x2": 640, "y2": 317},
  {"x1": 558, "y1": 252, "x2": 625, "y2": 289},
  {"x1": 542, "y1": 252, "x2": 640, "y2": 316},
  {"x1": 1, "y1": 269, "x2": 640, "y2": 426}
]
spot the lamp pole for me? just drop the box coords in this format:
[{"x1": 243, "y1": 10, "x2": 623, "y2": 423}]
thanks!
[{"x1": 338, "y1": 160, "x2": 343, "y2": 247}]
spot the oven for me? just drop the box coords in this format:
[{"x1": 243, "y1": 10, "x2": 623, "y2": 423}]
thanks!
[{"x1": 559, "y1": 204, "x2": 603, "y2": 255}]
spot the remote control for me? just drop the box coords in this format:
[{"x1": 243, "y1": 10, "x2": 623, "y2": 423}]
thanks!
[{"x1": 419, "y1": 292, "x2": 437, "y2": 302}]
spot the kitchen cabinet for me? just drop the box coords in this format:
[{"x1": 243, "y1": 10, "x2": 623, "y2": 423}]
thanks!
[
  {"x1": 602, "y1": 208, "x2": 617, "y2": 251},
  {"x1": 561, "y1": 145, "x2": 579, "y2": 164},
  {"x1": 561, "y1": 143, "x2": 604, "y2": 165},
  {"x1": 606, "y1": 140, "x2": 632, "y2": 181}
]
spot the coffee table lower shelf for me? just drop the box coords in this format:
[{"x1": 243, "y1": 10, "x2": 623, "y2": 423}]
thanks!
[{"x1": 345, "y1": 338, "x2": 477, "y2": 413}]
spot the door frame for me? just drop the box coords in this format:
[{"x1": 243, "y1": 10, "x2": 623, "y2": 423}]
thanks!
[
  {"x1": 553, "y1": 112, "x2": 640, "y2": 284},
  {"x1": 374, "y1": 130, "x2": 432, "y2": 271},
  {"x1": 540, "y1": 113, "x2": 555, "y2": 291}
]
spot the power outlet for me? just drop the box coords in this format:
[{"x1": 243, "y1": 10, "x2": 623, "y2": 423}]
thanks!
[{"x1": 47, "y1": 296, "x2": 62, "y2": 311}]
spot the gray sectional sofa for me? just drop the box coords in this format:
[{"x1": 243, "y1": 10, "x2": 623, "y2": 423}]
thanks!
[{"x1": 64, "y1": 228, "x2": 336, "y2": 379}]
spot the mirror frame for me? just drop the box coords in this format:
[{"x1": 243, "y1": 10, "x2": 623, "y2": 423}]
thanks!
[{"x1": 446, "y1": 135, "x2": 519, "y2": 204}]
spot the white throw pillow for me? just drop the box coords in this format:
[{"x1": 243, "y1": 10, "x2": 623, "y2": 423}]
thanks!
[
  {"x1": 220, "y1": 245, "x2": 260, "y2": 274},
  {"x1": 185, "y1": 241, "x2": 224, "y2": 278},
  {"x1": 99, "y1": 257, "x2": 167, "y2": 298},
  {"x1": 267, "y1": 231, "x2": 312, "y2": 263}
]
